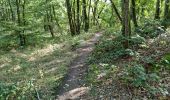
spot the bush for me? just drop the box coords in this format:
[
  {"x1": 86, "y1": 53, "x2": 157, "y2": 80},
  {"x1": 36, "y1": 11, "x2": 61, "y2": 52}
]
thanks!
[
  {"x1": 0, "y1": 81, "x2": 37, "y2": 100},
  {"x1": 121, "y1": 64, "x2": 168, "y2": 97},
  {"x1": 136, "y1": 20, "x2": 165, "y2": 38},
  {"x1": 88, "y1": 35, "x2": 125, "y2": 63},
  {"x1": 129, "y1": 34, "x2": 146, "y2": 46}
]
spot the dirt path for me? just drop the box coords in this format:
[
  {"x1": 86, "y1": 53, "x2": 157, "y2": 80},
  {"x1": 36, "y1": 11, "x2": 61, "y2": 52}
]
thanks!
[{"x1": 57, "y1": 32, "x2": 102, "y2": 100}]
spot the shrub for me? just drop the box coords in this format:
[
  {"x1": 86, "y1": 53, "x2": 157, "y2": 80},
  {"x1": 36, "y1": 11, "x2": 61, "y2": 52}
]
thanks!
[
  {"x1": 136, "y1": 20, "x2": 165, "y2": 38},
  {"x1": 121, "y1": 64, "x2": 168, "y2": 97},
  {"x1": 0, "y1": 81, "x2": 37, "y2": 100},
  {"x1": 129, "y1": 34, "x2": 146, "y2": 46}
]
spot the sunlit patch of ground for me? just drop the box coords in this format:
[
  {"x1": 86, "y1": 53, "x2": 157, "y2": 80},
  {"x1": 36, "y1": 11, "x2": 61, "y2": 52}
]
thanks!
[
  {"x1": 0, "y1": 31, "x2": 95, "y2": 99},
  {"x1": 58, "y1": 87, "x2": 90, "y2": 100}
]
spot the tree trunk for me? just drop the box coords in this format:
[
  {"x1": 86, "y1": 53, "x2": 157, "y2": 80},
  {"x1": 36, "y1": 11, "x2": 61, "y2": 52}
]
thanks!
[
  {"x1": 163, "y1": 0, "x2": 170, "y2": 28},
  {"x1": 66, "y1": 0, "x2": 76, "y2": 35},
  {"x1": 122, "y1": 0, "x2": 131, "y2": 48},
  {"x1": 131, "y1": 0, "x2": 138, "y2": 27},
  {"x1": 47, "y1": 11, "x2": 55, "y2": 37},
  {"x1": 83, "y1": 0, "x2": 89, "y2": 32},
  {"x1": 93, "y1": 0, "x2": 99, "y2": 25},
  {"x1": 22, "y1": 0, "x2": 26, "y2": 44},
  {"x1": 16, "y1": 0, "x2": 25, "y2": 46},
  {"x1": 76, "y1": 0, "x2": 80, "y2": 34},
  {"x1": 155, "y1": 0, "x2": 160, "y2": 19},
  {"x1": 87, "y1": 0, "x2": 91, "y2": 29}
]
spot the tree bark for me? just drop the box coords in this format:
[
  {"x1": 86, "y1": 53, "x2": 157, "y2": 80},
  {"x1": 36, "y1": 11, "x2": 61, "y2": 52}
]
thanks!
[
  {"x1": 122, "y1": 0, "x2": 131, "y2": 48},
  {"x1": 16, "y1": 0, "x2": 25, "y2": 46},
  {"x1": 93, "y1": 0, "x2": 99, "y2": 25},
  {"x1": 66, "y1": 0, "x2": 76, "y2": 35},
  {"x1": 155, "y1": 0, "x2": 160, "y2": 19},
  {"x1": 131, "y1": 0, "x2": 138, "y2": 27},
  {"x1": 76, "y1": 0, "x2": 80, "y2": 34},
  {"x1": 83, "y1": 0, "x2": 89, "y2": 32},
  {"x1": 163, "y1": 0, "x2": 170, "y2": 28}
]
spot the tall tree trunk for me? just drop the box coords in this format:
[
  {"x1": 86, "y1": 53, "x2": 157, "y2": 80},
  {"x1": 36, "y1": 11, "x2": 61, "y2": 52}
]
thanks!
[
  {"x1": 22, "y1": 0, "x2": 26, "y2": 44},
  {"x1": 83, "y1": 0, "x2": 89, "y2": 32},
  {"x1": 66, "y1": 0, "x2": 76, "y2": 35},
  {"x1": 131, "y1": 0, "x2": 138, "y2": 27},
  {"x1": 76, "y1": 0, "x2": 80, "y2": 34},
  {"x1": 87, "y1": 0, "x2": 91, "y2": 29},
  {"x1": 155, "y1": 0, "x2": 160, "y2": 19},
  {"x1": 163, "y1": 0, "x2": 170, "y2": 28},
  {"x1": 16, "y1": 0, "x2": 25, "y2": 46},
  {"x1": 122, "y1": 0, "x2": 131, "y2": 48},
  {"x1": 93, "y1": 0, "x2": 99, "y2": 25}
]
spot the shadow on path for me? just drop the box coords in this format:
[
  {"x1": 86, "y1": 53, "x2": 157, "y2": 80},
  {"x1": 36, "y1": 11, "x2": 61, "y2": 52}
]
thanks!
[{"x1": 56, "y1": 32, "x2": 102, "y2": 100}]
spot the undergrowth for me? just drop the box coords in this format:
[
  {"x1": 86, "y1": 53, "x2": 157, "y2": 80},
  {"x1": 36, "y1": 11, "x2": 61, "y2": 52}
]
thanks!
[
  {"x1": 0, "y1": 30, "x2": 95, "y2": 99},
  {"x1": 86, "y1": 22, "x2": 170, "y2": 99}
]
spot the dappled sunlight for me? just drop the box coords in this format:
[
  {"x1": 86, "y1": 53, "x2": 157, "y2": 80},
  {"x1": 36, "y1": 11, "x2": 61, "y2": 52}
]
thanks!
[
  {"x1": 0, "y1": 0, "x2": 169, "y2": 99},
  {"x1": 11, "y1": 65, "x2": 22, "y2": 72},
  {"x1": 77, "y1": 47, "x2": 93, "y2": 53},
  {"x1": 42, "y1": 59, "x2": 65, "y2": 67},
  {"x1": 71, "y1": 64, "x2": 84, "y2": 69},
  {"x1": 27, "y1": 43, "x2": 64, "y2": 62},
  {"x1": 0, "y1": 63, "x2": 9, "y2": 69},
  {"x1": 57, "y1": 87, "x2": 90, "y2": 100}
]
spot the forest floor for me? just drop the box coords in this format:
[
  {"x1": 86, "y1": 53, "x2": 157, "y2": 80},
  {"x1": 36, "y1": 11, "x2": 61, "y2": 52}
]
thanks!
[
  {"x1": 83, "y1": 28, "x2": 170, "y2": 99},
  {"x1": 0, "y1": 31, "x2": 97, "y2": 99},
  {"x1": 56, "y1": 28, "x2": 170, "y2": 100},
  {"x1": 57, "y1": 32, "x2": 102, "y2": 100}
]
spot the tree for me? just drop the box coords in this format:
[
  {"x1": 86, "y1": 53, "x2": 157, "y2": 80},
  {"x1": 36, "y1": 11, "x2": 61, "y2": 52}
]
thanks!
[
  {"x1": 66, "y1": 0, "x2": 76, "y2": 35},
  {"x1": 163, "y1": 0, "x2": 170, "y2": 28},
  {"x1": 92, "y1": 0, "x2": 99, "y2": 25},
  {"x1": 76, "y1": 0, "x2": 80, "y2": 34},
  {"x1": 122, "y1": 0, "x2": 131, "y2": 48},
  {"x1": 16, "y1": 0, "x2": 26, "y2": 46},
  {"x1": 83, "y1": 0, "x2": 89, "y2": 32},
  {"x1": 131, "y1": 0, "x2": 138, "y2": 27},
  {"x1": 155, "y1": 0, "x2": 160, "y2": 19}
]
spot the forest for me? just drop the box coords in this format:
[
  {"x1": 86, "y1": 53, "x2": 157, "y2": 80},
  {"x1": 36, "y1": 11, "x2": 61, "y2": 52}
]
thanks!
[{"x1": 0, "y1": 0, "x2": 170, "y2": 99}]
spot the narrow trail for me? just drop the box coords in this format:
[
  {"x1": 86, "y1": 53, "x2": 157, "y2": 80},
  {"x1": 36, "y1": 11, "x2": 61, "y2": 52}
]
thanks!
[{"x1": 57, "y1": 32, "x2": 102, "y2": 100}]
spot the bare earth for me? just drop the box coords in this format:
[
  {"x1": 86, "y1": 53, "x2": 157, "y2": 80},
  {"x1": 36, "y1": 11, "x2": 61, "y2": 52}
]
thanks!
[{"x1": 57, "y1": 32, "x2": 102, "y2": 100}]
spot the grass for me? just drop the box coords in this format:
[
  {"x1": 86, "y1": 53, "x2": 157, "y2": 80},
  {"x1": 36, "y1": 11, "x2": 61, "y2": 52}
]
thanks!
[{"x1": 0, "y1": 30, "x2": 95, "y2": 99}]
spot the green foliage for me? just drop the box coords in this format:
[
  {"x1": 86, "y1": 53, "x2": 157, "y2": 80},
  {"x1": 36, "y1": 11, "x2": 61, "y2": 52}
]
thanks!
[
  {"x1": 137, "y1": 20, "x2": 165, "y2": 38},
  {"x1": 159, "y1": 53, "x2": 170, "y2": 69},
  {"x1": 89, "y1": 33, "x2": 139, "y2": 64},
  {"x1": 0, "y1": 30, "x2": 95, "y2": 99},
  {"x1": 121, "y1": 64, "x2": 167, "y2": 97},
  {"x1": 0, "y1": 81, "x2": 36, "y2": 100},
  {"x1": 129, "y1": 34, "x2": 146, "y2": 45},
  {"x1": 86, "y1": 64, "x2": 118, "y2": 85},
  {"x1": 122, "y1": 65, "x2": 147, "y2": 87},
  {"x1": 89, "y1": 35, "x2": 125, "y2": 63}
]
